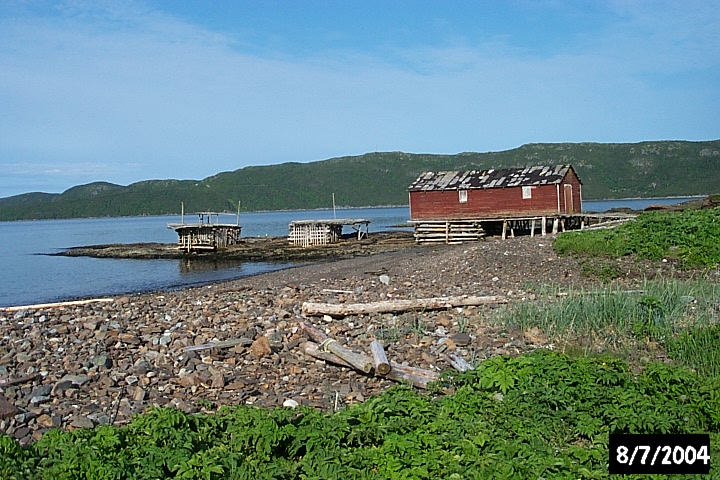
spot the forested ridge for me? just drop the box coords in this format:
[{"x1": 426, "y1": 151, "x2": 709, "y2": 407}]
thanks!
[{"x1": 1, "y1": 140, "x2": 718, "y2": 220}]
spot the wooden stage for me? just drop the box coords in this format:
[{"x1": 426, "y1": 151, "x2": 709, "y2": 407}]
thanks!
[
  {"x1": 288, "y1": 219, "x2": 370, "y2": 247},
  {"x1": 410, "y1": 212, "x2": 636, "y2": 244},
  {"x1": 168, "y1": 212, "x2": 242, "y2": 252}
]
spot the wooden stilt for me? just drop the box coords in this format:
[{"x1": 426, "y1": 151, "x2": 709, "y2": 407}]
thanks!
[
  {"x1": 530, "y1": 219, "x2": 535, "y2": 237},
  {"x1": 501, "y1": 220, "x2": 507, "y2": 240},
  {"x1": 541, "y1": 216, "x2": 547, "y2": 235},
  {"x1": 552, "y1": 218, "x2": 559, "y2": 234}
]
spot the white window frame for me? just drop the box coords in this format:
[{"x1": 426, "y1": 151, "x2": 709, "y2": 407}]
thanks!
[
  {"x1": 458, "y1": 190, "x2": 468, "y2": 203},
  {"x1": 522, "y1": 186, "x2": 532, "y2": 199}
]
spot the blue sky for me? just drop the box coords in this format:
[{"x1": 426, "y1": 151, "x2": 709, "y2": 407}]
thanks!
[{"x1": 1, "y1": 1, "x2": 719, "y2": 198}]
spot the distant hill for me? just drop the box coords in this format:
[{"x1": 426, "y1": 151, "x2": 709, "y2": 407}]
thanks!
[{"x1": 1, "y1": 140, "x2": 718, "y2": 220}]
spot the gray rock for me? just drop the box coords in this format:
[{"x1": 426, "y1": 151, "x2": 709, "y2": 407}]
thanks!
[
  {"x1": 53, "y1": 374, "x2": 90, "y2": 395},
  {"x1": 60, "y1": 374, "x2": 90, "y2": 387},
  {"x1": 134, "y1": 387, "x2": 146, "y2": 402},
  {"x1": 451, "y1": 332, "x2": 472, "y2": 346},
  {"x1": 29, "y1": 385, "x2": 53, "y2": 398},
  {"x1": 70, "y1": 416, "x2": 94, "y2": 429},
  {"x1": 30, "y1": 395, "x2": 51, "y2": 405},
  {"x1": 91, "y1": 354, "x2": 113, "y2": 369},
  {"x1": 87, "y1": 412, "x2": 111, "y2": 425}
]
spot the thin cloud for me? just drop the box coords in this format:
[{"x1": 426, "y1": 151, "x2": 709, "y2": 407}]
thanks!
[{"x1": 0, "y1": 1, "x2": 717, "y2": 198}]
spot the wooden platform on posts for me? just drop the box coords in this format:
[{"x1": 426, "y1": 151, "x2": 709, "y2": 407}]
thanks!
[
  {"x1": 410, "y1": 213, "x2": 635, "y2": 244},
  {"x1": 288, "y1": 219, "x2": 370, "y2": 247},
  {"x1": 168, "y1": 212, "x2": 242, "y2": 252}
]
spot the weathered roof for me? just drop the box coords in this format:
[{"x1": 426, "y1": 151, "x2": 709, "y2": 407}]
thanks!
[{"x1": 408, "y1": 165, "x2": 577, "y2": 191}]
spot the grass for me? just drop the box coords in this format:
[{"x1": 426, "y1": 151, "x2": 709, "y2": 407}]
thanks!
[{"x1": 491, "y1": 278, "x2": 720, "y2": 378}]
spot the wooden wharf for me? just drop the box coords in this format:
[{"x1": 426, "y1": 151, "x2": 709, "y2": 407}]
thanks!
[
  {"x1": 168, "y1": 211, "x2": 242, "y2": 252},
  {"x1": 410, "y1": 212, "x2": 636, "y2": 244}
]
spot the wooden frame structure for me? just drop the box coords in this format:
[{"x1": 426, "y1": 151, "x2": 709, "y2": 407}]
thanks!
[
  {"x1": 168, "y1": 211, "x2": 242, "y2": 252},
  {"x1": 288, "y1": 219, "x2": 370, "y2": 247},
  {"x1": 410, "y1": 212, "x2": 635, "y2": 244}
]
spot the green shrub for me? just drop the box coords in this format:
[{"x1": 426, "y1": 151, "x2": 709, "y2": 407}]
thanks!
[{"x1": 554, "y1": 207, "x2": 720, "y2": 268}]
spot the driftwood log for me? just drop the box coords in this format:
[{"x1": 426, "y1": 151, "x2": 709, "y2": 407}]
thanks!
[
  {"x1": 302, "y1": 295, "x2": 507, "y2": 317},
  {"x1": 182, "y1": 337, "x2": 253, "y2": 352},
  {"x1": 300, "y1": 322, "x2": 372, "y2": 373},
  {"x1": 302, "y1": 341, "x2": 440, "y2": 389},
  {"x1": 445, "y1": 353, "x2": 474, "y2": 372},
  {"x1": 0, "y1": 373, "x2": 40, "y2": 388},
  {"x1": 0, "y1": 298, "x2": 115, "y2": 312},
  {"x1": 369, "y1": 340, "x2": 391, "y2": 375}
]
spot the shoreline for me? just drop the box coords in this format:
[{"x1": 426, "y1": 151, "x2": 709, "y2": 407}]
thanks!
[{"x1": 0, "y1": 233, "x2": 706, "y2": 446}]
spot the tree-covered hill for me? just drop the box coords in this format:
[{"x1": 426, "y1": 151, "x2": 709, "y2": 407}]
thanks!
[{"x1": 1, "y1": 140, "x2": 718, "y2": 220}]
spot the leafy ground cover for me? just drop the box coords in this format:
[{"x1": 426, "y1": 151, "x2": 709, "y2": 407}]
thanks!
[
  {"x1": 2, "y1": 350, "x2": 719, "y2": 480},
  {"x1": 554, "y1": 207, "x2": 720, "y2": 268}
]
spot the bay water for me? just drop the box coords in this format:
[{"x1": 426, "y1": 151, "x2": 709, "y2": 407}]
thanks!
[{"x1": 0, "y1": 198, "x2": 703, "y2": 308}]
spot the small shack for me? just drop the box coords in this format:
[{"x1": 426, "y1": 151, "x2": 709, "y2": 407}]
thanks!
[
  {"x1": 168, "y1": 212, "x2": 242, "y2": 252},
  {"x1": 288, "y1": 219, "x2": 370, "y2": 247},
  {"x1": 408, "y1": 165, "x2": 583, "y2": 243}
]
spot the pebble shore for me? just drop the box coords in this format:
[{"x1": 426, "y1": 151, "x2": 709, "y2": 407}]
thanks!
[{"x1": 0, "y1": 234, "x2": 673, "y2": 445}]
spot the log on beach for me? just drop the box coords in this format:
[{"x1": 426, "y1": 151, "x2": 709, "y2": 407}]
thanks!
[
  {"x1": 302, "y1": 295, "x2": 507, "y2": 317},
  {"x1": 370, "y1": 340, "x2": 391, "y2": 376},
  {"x1": 300, "y1": 321, "x2": 373, "y2": 373},
  {"x1": 302, "y1": 341, "x2": 440, "y2": 389},
  {"x1": 0, "y1": 298, "x2": 115, "y2": 312}
]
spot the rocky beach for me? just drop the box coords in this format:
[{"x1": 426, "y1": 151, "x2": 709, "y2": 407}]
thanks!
[{"x1": 0, "y1": 232, "x2": 698, "y2": 446}]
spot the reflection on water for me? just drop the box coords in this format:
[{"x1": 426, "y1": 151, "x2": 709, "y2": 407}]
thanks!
[{"x1": 178, "y1": 257, "x2": 246, "y2": 274}]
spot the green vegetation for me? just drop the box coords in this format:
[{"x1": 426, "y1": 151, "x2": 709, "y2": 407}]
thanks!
[
  {"x1": 2, "y1": 351, "x2": 719, "y2": 479},
  {"x1": 491, "y1": 279, "x2": 720, "y2": 369},
  {"x1": 1, "y1": 140, "x2": 718, "y2": 220},
  {"x1": 554, "y1": 207, "x2": 720, "y2": 268}
]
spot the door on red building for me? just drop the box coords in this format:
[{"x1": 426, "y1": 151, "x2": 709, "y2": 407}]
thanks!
[{"x1": 563, "y1": 184, "x2": 575, "y2": 213}]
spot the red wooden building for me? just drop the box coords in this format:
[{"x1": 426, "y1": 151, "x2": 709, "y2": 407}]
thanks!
[{"x1": 408, "y1": 165, "x2": 582, "y2": 220}]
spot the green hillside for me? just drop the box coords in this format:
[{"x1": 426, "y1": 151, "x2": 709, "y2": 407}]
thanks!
[{"x1": 1, "y1": 140, "x2": 718, "y2": 220}]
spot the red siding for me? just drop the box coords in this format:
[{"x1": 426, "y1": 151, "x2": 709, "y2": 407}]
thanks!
[{"x1": 409, "y1": 169, "x2": 583, "y2": 220}]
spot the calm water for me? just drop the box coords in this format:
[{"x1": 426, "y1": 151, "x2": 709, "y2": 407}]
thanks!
[
  {"x1": 0, "y1": 207, "x2": 411, "y2": 308},
  {"x1": 0, "y1": 199, "x2": 703, "y2": 308}
]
